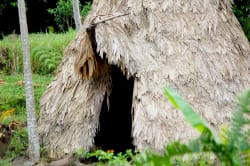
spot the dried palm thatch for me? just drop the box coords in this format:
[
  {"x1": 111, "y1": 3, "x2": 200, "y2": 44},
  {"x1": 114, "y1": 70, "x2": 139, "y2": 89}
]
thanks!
[{"x1": 38, "y1": 0, "x2": 250, "y2": 158}]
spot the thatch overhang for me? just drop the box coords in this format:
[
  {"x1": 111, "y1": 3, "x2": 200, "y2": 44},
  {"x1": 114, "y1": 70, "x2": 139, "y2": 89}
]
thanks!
[{"x1": 38, "y1": 0, "x2": 250, "y2": 158}]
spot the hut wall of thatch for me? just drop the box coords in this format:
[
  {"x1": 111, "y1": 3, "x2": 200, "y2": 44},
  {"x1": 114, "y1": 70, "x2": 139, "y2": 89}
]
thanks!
[{"x1": 38, "y1": 0, "x2": 250, "y2": 158}]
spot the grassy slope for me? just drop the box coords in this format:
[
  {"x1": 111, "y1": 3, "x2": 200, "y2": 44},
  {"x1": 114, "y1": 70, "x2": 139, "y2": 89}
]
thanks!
[
  {"x1": 0, "y1": 30, "x2": 76, "y2": 117},
  {"x1": 0, "y1": 29, "x2": 76, "y2": 74},
  {"x1": 0, "y1": 74, "x2": 52, "y2": 165},
  {"x1": 0, "y1": 31, "x2": 76, "y2": 164},
  {"x1": 0, "y1": 74, "x2": 53, "y2": 122},
  {"x1": 0, "y1": 29, "x2": 75, "y2": 51}
]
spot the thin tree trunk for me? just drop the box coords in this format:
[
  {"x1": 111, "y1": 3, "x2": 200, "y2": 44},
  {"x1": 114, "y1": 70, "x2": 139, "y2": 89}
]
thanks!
[
  {"x1": 17, "y1": 0, "x2": 40, "y2": 162},
  {"x1": 72, "y1": 0, "x2": 82, "y2": 31}
]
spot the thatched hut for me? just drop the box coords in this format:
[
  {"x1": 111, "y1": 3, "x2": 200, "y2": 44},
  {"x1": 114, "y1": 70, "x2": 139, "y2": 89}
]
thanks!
[{"x1": 38, "y1": 0, "x2": 250, "y2": 158}]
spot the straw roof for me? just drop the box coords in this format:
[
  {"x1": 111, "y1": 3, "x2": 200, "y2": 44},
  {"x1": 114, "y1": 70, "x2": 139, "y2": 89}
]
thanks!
[{"x1": 38, "y1": 0, "x2": 250, "y2": 158}]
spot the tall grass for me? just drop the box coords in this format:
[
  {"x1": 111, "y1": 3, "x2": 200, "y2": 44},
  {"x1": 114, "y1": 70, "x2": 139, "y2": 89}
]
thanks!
[{"x1": 0, "y1": 29, "x2": 76, "y2": 74}]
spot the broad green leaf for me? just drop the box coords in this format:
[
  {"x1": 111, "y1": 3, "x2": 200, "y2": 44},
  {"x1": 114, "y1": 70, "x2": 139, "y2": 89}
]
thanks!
[
  {"x1": 165, "y1": 142, "x2": 191, "y2": 156},
  {"x1": 164, "y1": 86, "x2": 220, "y2": 144}
]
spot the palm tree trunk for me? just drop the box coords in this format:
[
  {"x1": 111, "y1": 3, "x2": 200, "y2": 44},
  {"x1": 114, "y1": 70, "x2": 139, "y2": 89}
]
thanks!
[
  {"x1": 72, "y1": 0, "x2": 82, "y2": 31},
  {"x1": 17, "y1": 0, "x2": 40, "y2": 162}
]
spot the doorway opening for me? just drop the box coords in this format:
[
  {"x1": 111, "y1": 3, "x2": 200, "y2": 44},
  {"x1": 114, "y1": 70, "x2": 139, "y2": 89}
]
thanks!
[{"x1": 94, "y1": 65, "x2": 135, "y2": 153}]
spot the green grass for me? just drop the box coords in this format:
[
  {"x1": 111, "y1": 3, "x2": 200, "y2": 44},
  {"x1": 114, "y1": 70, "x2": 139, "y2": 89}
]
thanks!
[
  {"x1": 0, "y1": 74, "x2": 53, "y2": 122},
  {"x1": 0, "y1": 74, "x2": 52, "y2": 164},
  {"x1": 0, "y1": 31, "x2": 72, "y2": 164},
  {"x1": 0, "y1": 30, "x2": 75, "y2": 164},
  {"x1": 0, "y1": 29, "x2": 75, "y2": 51},
  {"x1": 0, "y1": 29, "x2": 76, "y2": 74}
]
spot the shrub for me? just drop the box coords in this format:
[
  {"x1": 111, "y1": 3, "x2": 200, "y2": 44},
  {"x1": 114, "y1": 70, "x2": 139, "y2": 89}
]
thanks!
[
  {"x1": 81, "y1": 1, "x2": 91, "y2": 19},
  {"x1": 48, "y1": 0, "x2": 74, "y2": 31},
  {"x1": 48, "y1": 0, "x2": 92, "y2": 31}
]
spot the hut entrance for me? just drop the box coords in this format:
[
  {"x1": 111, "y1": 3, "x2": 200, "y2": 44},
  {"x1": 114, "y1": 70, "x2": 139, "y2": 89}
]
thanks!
[{"x1": 94, "y1": 65, "x2": 134, "y2": 153}]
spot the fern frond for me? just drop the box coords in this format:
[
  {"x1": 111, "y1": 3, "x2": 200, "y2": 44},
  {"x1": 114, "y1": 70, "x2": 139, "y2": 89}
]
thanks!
[
  {"x1": 47, "y1": 64, "x2": 56, "y2": 70},
  {"x1": 44, "y1": 58, "x2": 53, "y2": 66},
  {"x1": 164, "y1": 86, "x2": 220, "y2": 144},
  {"x1": 226, "y1": 90, "x2": 250, "y2": 165},
  {"x1": 31, "y1": 46, "x2": 62, "y2": 74},
  {"x1": 51, "y1": 56, "x2": 62, "y2": 62},
  {"x1": 38, "y1": 54, "x2": 50, "y2": 62}
]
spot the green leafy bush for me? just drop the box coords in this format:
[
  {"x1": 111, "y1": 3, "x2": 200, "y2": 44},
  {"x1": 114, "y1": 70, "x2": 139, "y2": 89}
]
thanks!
[
  {"x1": 81, "y1": 2, "x2": 91, "y2": 18},
  {"x1": 48, "y1": 0, "x2": 74, "y2": 31},
  {"x1": 48, "y1": 0, "x2": 92, "y2": 31}
]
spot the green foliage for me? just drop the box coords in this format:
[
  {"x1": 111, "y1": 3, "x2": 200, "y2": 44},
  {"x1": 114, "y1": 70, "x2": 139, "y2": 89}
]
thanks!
[
  {"x1": 134, "y1": 150, "x2": 171, "y2": 166},
  {"x1": 0, "y1": 158, "x2": 12, "y2": 166},
  {"x1": 31, "y1": 46, "x2": 62, "y2": 74},
  {"x1": 165, "y1": 86, "x2": 250, "y2": 165},
  {"x1": 48, "y1": 0, "x2": 73, "y2": 31},
  {"x1": 5, "y1": 128, "x2": 28, "y2": 159},
  {"x1": 81, "y1": 2, "x2": 91, "y2": 18},
  {"x1": 226, "y1": 91, "x2": 250, "y2": 165},
  {"x1": 48, "y1": 0, "x2": 92, "y2": 31},
  {"x1": 75, "y1": 148, "x2": 134, "y2": 165},
  {"x1": 0, "y1": 34, "x2": 22, "y2": 74},
  {"x1": 0, "y1": 30, "x2": 76, "y2": 74},
  {"x1": 135, "y1": 87, "x2": 250, "y2": 166},
  {"x1": 0, "y1": 74, "x2": 52, "y2": 163},
  {"x1": 0, "y1": 74, "x2": 53, "y2": 122},
  {"x1": 233, "y1": 0, "x2": 250, "y2": 40},
  {"x1": 164, "y1": 86, "x2": 219, "y2": 143}
]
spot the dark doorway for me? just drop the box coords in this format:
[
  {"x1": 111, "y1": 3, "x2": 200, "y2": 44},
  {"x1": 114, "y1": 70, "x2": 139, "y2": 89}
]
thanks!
[{"x1": 94, "y1": 65, "x2": 134, "y2": 153}]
